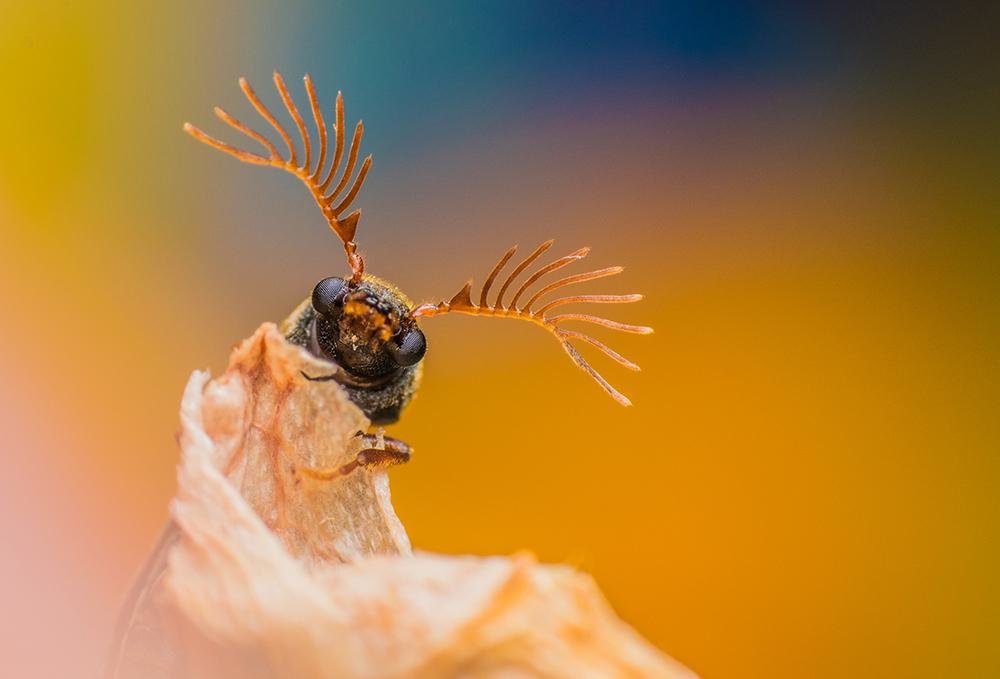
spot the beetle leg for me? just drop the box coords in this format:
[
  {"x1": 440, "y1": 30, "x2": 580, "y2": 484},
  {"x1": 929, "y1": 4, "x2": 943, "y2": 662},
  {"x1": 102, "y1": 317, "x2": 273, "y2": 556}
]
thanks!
[{"x1": 297, "y1": 434, "x2": 412, "y2": 481}]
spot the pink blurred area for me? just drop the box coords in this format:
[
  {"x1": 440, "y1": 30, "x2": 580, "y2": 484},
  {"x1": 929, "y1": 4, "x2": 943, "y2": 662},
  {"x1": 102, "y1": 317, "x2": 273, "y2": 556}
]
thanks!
[{"x1": 1, "y1": 2, "x2": 997, "y2": 678}]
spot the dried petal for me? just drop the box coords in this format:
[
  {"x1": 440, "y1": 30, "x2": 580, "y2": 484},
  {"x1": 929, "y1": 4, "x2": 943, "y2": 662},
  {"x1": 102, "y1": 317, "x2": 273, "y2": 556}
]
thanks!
[{"x1": 109, "y1": 324, "x2": 694, "y2": 679}]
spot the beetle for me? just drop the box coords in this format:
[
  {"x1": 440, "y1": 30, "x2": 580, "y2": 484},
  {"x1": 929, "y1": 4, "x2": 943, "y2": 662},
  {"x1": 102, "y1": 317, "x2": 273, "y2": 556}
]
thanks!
[{"x1": 183, "y1": 71, "x2": 652, "y2": 479}]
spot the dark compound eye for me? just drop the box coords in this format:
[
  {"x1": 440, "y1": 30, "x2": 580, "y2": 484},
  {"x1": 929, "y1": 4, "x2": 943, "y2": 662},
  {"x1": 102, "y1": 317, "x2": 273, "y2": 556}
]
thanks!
[
  {"x1": 386, "y1": 327, "x2": 427, "y2": 367},
  {"x1": 311, "y1": 277, "x2": 348, "y2": 316}
]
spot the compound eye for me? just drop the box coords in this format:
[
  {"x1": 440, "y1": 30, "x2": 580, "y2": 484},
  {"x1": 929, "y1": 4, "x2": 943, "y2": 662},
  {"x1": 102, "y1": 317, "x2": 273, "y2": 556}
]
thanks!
[
  {"x1": 386, "y1": 327, "x2": 427, "y2": 367},
  {"x1": 311, "y1": 277, "x2": 348, "y2": 317}
]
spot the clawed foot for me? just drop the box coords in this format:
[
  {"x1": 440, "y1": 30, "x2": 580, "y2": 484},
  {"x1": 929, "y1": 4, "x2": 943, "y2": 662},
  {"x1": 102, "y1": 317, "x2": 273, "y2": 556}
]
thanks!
[{"x1": 298, "y1": 432, "x2": 412, "y2": 481}]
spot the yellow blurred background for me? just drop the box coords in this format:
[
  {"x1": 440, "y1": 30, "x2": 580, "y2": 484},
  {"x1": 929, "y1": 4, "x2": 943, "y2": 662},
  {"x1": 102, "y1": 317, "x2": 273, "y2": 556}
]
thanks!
[{"x1": 1, "y1": 2, "x2": 997, "y2": 677}]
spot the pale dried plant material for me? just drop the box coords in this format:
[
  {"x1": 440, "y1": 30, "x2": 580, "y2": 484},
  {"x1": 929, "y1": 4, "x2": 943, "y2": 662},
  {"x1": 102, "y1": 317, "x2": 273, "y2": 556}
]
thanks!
[{"x1": 109, "y1": 325, "x2": 694, "y2": 678}]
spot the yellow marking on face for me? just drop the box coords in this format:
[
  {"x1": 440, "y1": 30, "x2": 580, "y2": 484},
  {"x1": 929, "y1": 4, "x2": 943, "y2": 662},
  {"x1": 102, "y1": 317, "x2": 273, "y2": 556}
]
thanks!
[
  {"x1": 342, "y1": 297, "x2": 397, "y2": 350},
  {"x1": 344, "y1": 300, "x2": 369, "y2": 317}
]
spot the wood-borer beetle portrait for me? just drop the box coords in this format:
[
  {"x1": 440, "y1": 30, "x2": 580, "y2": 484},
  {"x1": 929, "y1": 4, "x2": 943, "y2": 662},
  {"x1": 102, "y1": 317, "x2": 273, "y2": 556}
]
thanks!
[{"x1": 184, "y1": 71, "x2": 652, "y2": 478}]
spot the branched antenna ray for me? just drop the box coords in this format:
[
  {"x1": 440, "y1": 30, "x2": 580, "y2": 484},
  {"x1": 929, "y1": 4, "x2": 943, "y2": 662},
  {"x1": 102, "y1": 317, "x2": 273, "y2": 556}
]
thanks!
[
  {"x1": 412, "y1": 241, "x2": 652, "y2": 405},
  {"x1": 185, "y1": 72, "x2": 372, "y2": 281}
]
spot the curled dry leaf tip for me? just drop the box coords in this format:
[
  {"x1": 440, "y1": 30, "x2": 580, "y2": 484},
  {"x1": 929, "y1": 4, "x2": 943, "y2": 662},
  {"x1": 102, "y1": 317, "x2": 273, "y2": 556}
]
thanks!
[{"x1": 108, "y1": 324, "x2": 695, "y2": 679}]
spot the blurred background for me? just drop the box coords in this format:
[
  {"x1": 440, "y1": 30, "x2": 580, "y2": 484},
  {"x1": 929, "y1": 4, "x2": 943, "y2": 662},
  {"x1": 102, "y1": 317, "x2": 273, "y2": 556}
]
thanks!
[{"x1": 1, "y1": 1, "x2": 997, "y2": 677}]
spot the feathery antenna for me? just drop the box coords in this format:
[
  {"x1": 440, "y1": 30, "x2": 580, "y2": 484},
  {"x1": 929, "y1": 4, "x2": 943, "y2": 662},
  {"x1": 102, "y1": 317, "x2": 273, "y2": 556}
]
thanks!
[
  {"x1": 412, "y1": 242, "x2": 652, "y2": 405},
  {"x1": 184, "y1": 72, "x2": 371, "y2": 282}
]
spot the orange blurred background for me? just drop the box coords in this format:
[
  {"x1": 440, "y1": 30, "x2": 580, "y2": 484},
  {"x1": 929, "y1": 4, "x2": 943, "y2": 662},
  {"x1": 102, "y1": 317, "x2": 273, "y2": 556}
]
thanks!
[{"x1": 1, "y1": 2, "x2": 997, "y2": 677}]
